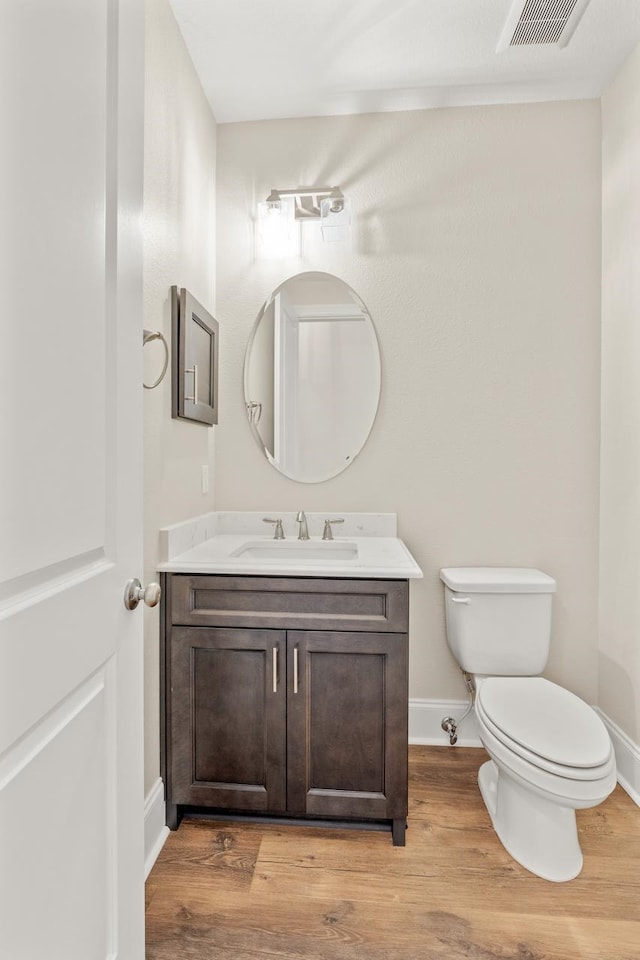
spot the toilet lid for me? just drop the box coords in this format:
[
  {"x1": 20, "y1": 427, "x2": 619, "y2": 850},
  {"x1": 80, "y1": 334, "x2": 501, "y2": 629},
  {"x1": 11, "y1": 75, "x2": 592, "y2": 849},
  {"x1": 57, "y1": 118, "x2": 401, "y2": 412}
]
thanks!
[{"x1": 477, "y1": 677, "x2": 611, "y2": 768}]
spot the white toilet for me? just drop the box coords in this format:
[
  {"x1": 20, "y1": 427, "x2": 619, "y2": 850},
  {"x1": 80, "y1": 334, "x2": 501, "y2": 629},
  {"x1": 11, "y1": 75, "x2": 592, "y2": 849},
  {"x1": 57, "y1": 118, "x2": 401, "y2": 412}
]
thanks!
[{"x1": 440, "y1": 567, "x2": 616, "y2": 882}]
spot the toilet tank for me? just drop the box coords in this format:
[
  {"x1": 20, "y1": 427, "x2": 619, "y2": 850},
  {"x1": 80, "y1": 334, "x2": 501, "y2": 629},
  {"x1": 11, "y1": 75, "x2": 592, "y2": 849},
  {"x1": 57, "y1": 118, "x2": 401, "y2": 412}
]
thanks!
[{"x1": 440, "y1": 568, "x2": 556, "y2": 676}]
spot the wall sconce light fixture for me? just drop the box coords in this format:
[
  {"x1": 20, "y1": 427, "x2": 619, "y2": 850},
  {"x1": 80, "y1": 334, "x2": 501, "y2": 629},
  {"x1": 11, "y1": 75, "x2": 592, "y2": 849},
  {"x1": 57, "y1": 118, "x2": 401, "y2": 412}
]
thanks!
[
  {"x1": 256, "y1": 186, "x2": 351, "y2": 257},
  {"x1": 256, "y1": 194, "x2": 300, "y2": 259}
]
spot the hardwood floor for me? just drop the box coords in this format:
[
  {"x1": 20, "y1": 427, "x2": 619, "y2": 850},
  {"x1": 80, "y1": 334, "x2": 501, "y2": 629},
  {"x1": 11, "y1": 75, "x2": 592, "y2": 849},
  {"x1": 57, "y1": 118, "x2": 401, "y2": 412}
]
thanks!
[{"x1": 145, "y1": 745, "x2": 640, "y2": 959}]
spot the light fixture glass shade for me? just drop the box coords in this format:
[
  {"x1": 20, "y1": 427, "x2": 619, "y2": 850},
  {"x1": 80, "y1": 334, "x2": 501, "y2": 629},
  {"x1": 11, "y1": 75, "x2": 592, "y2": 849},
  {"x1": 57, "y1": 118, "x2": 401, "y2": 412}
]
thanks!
[
  {"x1": 320, "y1": 196, "x2": 351, "y2": 242},
  {"x1": 256, "y1": 196, "x2": 300, "y2": 259}
]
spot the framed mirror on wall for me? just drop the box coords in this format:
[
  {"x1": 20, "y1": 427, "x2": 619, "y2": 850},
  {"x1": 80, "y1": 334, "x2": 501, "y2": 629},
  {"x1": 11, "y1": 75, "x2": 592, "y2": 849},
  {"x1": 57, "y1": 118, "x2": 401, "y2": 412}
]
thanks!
[
  {"x1": 171, "y1": 286, "x2": 219, "y2": 426},
  {"x1": 244, "y1": 272, "x2": 381, "y2": 483}
]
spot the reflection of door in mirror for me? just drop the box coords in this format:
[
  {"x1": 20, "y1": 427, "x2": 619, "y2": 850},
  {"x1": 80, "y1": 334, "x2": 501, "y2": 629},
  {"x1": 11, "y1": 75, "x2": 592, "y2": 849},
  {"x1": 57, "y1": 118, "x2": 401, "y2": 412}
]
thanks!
[
  {"x1": 274, "y1": 290, "x2": 298, "y2": 474},
  {"x1": 277, "y1": 303, "x2": 377, "y2": 479},
  {"x1": 244, "y1": 272, "x2": 381, "y2": 483},
  {"x1": 248, "y1": 298, "x2": 275, "y2": 450}
]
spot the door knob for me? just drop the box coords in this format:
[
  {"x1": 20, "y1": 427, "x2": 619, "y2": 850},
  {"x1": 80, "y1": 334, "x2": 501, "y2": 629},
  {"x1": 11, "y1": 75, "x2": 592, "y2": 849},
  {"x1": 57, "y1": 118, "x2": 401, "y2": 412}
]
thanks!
[{"x1": 124, "y1": 578, "x2": 161, "y2": 611}]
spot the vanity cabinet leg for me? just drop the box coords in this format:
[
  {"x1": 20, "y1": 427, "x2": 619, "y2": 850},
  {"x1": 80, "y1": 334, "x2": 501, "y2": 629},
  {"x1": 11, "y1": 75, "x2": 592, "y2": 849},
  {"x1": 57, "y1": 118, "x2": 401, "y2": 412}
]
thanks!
[
  {"x1": 166, "y1": 801, "x2": 181, "y2": 831},
  {"x1": 392, "y1": 818, "x2": 407, "y2": 846}
]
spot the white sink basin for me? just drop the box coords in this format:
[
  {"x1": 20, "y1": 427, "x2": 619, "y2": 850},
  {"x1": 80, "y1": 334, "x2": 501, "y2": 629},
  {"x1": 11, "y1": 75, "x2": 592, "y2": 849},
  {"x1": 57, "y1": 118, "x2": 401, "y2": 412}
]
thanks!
[{"x1": 230, "y1": 540, "x2": 359, "y2": 562}]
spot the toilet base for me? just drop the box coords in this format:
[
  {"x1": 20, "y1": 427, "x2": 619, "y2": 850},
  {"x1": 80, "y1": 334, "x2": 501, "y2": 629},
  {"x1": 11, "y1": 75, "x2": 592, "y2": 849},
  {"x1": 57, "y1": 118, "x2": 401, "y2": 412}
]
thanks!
[{"x1": 478, "y1": 760, "x2": 583, "y2": 882}]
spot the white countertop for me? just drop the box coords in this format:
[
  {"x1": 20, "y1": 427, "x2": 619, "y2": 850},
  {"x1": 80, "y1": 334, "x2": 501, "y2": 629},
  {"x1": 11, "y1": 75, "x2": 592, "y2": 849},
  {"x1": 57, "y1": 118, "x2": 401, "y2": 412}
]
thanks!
[{"x1": 157, "y1": 512, "x2": 423, "y2": 580}]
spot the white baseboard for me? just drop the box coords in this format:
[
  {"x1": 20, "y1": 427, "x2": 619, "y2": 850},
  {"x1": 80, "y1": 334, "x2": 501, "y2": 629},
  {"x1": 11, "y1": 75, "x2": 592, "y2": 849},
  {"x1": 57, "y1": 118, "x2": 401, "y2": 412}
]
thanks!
[
  {"x1": 596, "y1": 709, "x2": 640, "y2": 807},
  {"x1": 410, "y1": 700, "x2": 640, "y2": 807},
  {"x1": 144, "y1": 777, "x2": 170, "y2": 879},
  {"x1": 409, "y1": 698, "x2": 482, "y2": 747}
]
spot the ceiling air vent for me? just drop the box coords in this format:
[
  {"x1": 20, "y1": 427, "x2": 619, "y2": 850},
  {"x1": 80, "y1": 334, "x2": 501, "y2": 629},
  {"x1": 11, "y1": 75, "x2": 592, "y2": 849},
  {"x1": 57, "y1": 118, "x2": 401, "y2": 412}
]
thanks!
[{"x1": 497, "y1": 0, "x2": 592, "y2": 51}]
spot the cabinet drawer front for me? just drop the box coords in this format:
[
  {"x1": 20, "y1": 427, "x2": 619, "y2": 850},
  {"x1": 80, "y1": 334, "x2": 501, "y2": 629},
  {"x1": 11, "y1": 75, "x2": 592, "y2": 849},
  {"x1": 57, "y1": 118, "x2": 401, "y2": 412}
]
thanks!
[{"x1": 170, "y1": 575, "x2": 409, "y2": 632}]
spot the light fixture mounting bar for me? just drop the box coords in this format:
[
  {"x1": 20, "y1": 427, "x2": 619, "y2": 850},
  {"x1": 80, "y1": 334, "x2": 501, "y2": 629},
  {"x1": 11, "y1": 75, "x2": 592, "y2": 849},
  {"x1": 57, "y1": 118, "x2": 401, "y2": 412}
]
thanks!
[
  {"x1": 273, "y1": 187, "x2": 335, "y2": 199},
  {"x1": 265, "y1": 186, "x2": 344, "y2": 220}
]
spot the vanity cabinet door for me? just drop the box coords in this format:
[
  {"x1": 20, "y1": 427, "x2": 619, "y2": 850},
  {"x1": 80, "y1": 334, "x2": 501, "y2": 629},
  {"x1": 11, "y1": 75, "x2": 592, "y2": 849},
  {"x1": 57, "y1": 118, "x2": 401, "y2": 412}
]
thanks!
[
  {"x1": 168, "y1": 626, "x2": 287, "y2": 813},
  {"x1": 286, "y1": 631, "x2": 408, "y2": 830}
]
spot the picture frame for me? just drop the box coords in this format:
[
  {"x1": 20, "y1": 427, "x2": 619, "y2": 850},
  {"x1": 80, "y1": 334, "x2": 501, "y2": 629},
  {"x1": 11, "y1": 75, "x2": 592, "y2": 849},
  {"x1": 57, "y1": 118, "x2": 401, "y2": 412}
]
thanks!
[{"x1": 171, "y1": 286, "x2": 219, "y2": 426}]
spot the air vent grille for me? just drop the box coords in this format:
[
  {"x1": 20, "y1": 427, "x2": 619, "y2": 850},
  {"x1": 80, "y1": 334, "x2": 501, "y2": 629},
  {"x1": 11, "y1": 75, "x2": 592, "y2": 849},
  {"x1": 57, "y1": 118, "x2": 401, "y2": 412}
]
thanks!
[{"x1": 498, "y1": 0, "x2": 591, "y2": 50}]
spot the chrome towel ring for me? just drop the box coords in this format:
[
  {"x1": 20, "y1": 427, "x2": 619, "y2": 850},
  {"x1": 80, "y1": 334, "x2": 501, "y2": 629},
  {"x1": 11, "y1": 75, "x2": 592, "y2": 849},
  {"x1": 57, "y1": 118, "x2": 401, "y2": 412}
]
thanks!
[{"x1": 143, "y1": 329, "x2": 169, "y2": 389}]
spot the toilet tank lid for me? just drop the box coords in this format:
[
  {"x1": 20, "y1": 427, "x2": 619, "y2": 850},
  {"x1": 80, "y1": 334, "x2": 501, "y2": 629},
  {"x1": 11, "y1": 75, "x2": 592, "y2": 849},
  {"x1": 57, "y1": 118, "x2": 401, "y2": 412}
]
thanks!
[{"x1": 440, "y1": 567, "x2": 556, "y2": 593}]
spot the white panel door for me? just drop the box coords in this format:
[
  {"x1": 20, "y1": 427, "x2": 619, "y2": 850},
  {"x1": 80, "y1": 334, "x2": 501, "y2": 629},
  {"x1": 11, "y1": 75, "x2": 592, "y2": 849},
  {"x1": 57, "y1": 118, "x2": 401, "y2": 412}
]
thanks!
[{"x1": 0, "y1": 1, "x2": 145, "y2": 958}]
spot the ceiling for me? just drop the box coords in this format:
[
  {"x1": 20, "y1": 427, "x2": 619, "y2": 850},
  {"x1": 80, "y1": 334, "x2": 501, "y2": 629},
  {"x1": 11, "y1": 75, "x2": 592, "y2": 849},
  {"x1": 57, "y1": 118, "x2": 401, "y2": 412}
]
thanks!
[{"x1": 168, "y1": 0, "x2": 640, "y2": 124}]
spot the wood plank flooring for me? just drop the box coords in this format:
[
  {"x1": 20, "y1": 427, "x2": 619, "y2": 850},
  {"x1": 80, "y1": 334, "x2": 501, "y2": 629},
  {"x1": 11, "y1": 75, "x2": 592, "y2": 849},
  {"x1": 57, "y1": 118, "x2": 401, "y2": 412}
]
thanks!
[{"x1": 145, "y1": 745, "x2": 640, "y2": 959}]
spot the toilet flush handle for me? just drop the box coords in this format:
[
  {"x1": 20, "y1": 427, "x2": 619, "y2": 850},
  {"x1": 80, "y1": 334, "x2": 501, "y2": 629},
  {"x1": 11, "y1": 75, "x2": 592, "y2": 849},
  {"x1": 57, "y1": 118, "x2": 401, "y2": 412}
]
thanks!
[{"x1": 450, "y1": 596, "x2": 471, "y2": 604}]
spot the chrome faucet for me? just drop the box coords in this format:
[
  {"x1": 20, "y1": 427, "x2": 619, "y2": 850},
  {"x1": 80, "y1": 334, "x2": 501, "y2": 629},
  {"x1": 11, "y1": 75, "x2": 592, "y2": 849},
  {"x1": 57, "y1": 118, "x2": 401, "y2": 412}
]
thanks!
[{"x1": 295, "y1": 510, "x2": 310, "y2": 540}]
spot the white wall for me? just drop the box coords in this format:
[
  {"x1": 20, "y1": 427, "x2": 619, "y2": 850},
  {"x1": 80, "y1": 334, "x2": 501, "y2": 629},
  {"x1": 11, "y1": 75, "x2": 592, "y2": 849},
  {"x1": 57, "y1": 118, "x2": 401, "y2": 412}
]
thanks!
[
  {"x1": 143, "y1": 0, "x2": 217, "y2": 794},
  {"x1": 600, "y1": 42, "x2": 640, "y2": 747},
  {"x1": 215, "y1": 103, "x2": 602, "y2": 705}
]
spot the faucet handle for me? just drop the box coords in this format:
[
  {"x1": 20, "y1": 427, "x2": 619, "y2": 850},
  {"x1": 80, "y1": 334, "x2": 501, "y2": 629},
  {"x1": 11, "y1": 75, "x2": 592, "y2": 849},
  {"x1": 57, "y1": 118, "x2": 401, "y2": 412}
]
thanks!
[
  {"x1": 263, "y1": 517, "x2": 285, "y2": 540},
  {"x1": 322, "y1": 518, "x2": 344, "y2": 541}
]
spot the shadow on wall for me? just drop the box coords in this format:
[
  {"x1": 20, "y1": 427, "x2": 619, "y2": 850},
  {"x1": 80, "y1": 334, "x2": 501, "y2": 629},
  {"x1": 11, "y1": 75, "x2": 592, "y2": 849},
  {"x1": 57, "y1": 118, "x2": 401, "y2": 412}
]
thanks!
[
  {"x1": 598, "y1": 651, "x2": 638, "y2": 742},
  {"x1": 301, "y1": 111, "x2": 521, "y2": 260},
  {"x1": 236, "y1": 111, "x2": 482, "y2": 270},
  {"x1": 252, "y1": 115, "x2": 433, "y2": 262},
  {"x1": 312, "y1": 115, "x2": 417, "y2": 195}
]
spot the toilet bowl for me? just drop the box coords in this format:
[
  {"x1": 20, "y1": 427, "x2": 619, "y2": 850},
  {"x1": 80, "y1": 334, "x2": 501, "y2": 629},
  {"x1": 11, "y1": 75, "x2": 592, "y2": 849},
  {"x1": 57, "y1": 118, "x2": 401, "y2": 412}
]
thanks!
[
  {"x1": 440, "y1": 567, "x2": 617, "y2": 882},
  {"x1": 473, "y1": 676, "x2": 616, "y2": 881}
]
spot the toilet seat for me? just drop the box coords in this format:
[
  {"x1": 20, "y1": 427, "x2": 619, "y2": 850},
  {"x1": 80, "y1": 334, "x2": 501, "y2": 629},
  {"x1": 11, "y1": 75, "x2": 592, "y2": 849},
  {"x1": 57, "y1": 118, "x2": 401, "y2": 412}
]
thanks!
[{"x1": 475, "y1": 677, "x2": 613, "y2": 781}]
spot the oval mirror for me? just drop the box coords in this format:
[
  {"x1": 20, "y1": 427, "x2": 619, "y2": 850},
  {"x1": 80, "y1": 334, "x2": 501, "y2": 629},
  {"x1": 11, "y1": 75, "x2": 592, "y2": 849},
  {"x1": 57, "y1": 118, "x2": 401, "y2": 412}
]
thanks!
[{"x1": 244, "y1": 272, "x2": 381, "y2": 483}]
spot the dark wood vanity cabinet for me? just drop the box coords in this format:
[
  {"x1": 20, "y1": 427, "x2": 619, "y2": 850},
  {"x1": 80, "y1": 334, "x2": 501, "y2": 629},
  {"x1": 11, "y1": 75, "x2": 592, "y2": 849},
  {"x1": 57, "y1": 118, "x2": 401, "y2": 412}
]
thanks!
[{"x1": 160, "y1": 574, "x2": 409, "y2": 845}]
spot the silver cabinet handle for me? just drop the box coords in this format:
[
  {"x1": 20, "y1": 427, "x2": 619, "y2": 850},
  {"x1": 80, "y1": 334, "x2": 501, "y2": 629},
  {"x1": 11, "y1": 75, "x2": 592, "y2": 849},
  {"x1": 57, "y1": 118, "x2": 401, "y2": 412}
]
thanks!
[
  {"x1": 123, "y1": 578, "x2": 161, "y2": 611},
  {"x1": 293, "y1": 646, "x2": 299, "y2": 694},
  {"x1": 185, "y1": 363, "x2": 198, "y2": 402},
  {"x1": 450, "y1": 597, "x2": 471, "y2": 604},
  {"x1": 272, "y1": 646, "x2": 278, "y2": 693}
]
